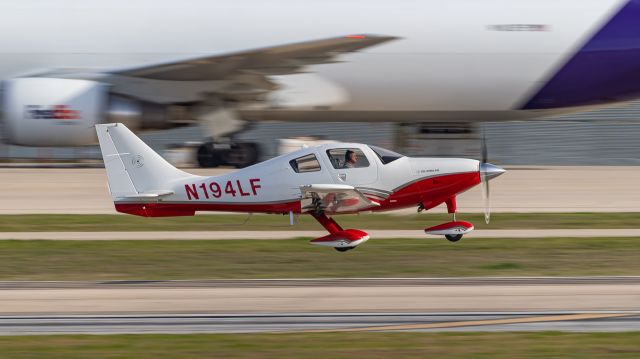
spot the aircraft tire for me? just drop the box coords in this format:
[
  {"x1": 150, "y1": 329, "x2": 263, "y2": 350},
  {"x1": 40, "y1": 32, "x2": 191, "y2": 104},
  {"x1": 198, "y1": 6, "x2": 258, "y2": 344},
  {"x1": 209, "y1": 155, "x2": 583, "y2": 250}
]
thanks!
[
  {"x1": 445, "y1": 234, "x2": 463, "y2": 242},
  {"x1": 196, "y1": 143, "x2": 222, "y2": 168},
  {"x1": 231, "y1": 142, "x2": 260, "y2": 168},
  {"x1": 335, "y1": 247, "x2": 355, "y2": 252}
]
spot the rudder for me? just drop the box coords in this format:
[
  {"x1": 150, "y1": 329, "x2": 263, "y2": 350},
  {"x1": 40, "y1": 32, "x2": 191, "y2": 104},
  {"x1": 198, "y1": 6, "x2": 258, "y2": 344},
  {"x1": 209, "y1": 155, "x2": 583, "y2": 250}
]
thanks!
[{"x1": 95, "y1": 123, "x2": 195, "y2": 201}]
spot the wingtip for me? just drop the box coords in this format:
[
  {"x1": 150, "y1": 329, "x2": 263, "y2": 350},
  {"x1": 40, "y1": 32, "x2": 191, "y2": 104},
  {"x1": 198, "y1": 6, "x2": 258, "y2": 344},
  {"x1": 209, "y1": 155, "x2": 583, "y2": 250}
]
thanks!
[{"x1": 95, "y1": 123, "x2": 119, "y2": 130}]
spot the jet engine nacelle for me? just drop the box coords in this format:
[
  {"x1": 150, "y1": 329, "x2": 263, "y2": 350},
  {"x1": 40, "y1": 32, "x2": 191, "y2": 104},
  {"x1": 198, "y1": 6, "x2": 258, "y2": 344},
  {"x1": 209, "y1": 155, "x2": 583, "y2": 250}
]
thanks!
[
  {"x1": 1, "y1": 78, "x2": 176, "y2": 147},
  {"x1": 2, "y1": 78, "x2": 110, "y2": 146}
]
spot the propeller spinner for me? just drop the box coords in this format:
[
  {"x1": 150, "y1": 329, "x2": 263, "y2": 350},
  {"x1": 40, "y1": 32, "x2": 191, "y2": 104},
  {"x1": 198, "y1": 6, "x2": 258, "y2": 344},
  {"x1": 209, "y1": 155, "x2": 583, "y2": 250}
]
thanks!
[{"x1": 479, "y1": 131, "x2": 506, "y2": 224}]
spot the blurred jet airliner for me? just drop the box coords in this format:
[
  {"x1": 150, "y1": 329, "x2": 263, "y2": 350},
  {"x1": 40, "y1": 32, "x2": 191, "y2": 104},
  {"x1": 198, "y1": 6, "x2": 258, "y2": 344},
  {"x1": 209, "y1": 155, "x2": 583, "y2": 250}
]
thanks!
[{"x1": 1, "y1": 0, "x2": 640, "y2": 166}]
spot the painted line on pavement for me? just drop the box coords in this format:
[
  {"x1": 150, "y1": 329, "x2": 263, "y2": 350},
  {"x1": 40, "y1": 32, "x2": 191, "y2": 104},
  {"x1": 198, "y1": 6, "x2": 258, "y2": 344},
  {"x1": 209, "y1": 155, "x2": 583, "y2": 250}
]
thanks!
[{"x1": 309, "y1": 313, "x2": 633, "y2": 332}]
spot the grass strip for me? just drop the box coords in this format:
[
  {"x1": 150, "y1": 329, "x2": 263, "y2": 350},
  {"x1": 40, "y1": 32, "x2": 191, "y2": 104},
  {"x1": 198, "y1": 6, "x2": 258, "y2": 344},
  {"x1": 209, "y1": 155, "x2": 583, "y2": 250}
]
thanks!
[
  {"x1": 0, "y1": 332, "x2": 639, "y2": 359},
  {"x1": 0, "y1": 237, "x2": 639, "y2": 280},
  {"x1": 1, "y1": 213, "x2": 640, "y2": 232}
]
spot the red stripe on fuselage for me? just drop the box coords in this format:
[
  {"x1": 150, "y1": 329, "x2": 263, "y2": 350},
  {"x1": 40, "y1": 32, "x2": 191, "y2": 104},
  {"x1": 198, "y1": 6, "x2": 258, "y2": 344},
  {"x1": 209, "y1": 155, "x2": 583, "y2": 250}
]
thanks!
[
  {"x1": 114, "y1": 201, "x2": 301, "y2": 217},
  {"x1": 372, "y1": 171, "x2": 481, "y2": 212},
  {"x1": 114, "y1": 172, "x2": 480, "y2": 217}
]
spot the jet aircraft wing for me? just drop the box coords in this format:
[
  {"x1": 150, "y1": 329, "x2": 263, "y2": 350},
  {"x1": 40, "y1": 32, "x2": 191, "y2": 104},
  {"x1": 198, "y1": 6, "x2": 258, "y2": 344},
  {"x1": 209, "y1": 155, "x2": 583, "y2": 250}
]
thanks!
[
  {"x1": 300, "y1": 184, "x2": 380, "y2": 215},
  {"x1": 110, "y1": 34, "x2": 398, "y2": 100}
]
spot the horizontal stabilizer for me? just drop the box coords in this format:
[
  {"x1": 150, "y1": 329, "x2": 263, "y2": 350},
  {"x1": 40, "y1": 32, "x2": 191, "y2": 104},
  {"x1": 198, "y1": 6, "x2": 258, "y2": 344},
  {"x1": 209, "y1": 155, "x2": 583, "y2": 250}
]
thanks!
[{"x1": 123, "y1": 190, "x2": 175, "y2": 199}]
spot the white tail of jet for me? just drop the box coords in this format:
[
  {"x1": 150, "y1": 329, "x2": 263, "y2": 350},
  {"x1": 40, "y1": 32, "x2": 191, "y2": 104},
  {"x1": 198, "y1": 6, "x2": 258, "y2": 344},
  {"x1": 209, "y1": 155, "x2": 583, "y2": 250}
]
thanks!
[{"x1": 95, "y1": 123, "x2": 196, "y2": 201}]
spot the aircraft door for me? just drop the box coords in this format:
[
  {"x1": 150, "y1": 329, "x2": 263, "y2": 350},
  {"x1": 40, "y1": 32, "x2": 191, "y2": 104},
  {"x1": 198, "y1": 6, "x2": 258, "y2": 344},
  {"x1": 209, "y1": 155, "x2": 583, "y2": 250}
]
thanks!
[{"x1": 322, "y1": 146, "x2": 379, "y2": 186}]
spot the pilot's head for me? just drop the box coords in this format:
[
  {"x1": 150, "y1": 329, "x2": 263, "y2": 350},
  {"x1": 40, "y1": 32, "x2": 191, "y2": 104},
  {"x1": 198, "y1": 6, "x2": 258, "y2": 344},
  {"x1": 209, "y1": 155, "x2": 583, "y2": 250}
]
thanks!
[{"x1": 345, "y1": 150, "x2": 357, "y2": 164}]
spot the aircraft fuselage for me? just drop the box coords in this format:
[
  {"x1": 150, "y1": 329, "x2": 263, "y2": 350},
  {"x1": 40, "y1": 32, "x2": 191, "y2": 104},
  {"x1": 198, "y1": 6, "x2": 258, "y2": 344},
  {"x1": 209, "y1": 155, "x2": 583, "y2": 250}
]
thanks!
[{"x1": 2, "y1": 0, "x2": 640, "y2": 123}]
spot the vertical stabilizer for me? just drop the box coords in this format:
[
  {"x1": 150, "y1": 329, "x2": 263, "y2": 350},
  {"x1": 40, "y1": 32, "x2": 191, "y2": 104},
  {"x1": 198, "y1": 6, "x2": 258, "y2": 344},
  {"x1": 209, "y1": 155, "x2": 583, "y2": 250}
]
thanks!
[{"x1": 95, "y1": 123, "x2": 194, "y2": 200}]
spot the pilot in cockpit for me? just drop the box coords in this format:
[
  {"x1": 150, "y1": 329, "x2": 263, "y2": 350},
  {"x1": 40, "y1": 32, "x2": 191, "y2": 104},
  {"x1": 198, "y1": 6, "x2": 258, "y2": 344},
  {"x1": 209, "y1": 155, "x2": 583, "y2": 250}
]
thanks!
[{"x1": 343, "y1": 150, "x2": 357, "y2": 168}]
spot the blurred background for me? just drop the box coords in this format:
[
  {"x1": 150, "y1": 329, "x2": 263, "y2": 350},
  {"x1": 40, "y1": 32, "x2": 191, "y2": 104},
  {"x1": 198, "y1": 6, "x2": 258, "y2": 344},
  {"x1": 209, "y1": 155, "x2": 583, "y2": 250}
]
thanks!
[
  {"x1": 1, "y1": 0, "x2": 640, "y2": 356},
  {"x1": 3, "y1": 101, "x2": 640, "y2": 167}
]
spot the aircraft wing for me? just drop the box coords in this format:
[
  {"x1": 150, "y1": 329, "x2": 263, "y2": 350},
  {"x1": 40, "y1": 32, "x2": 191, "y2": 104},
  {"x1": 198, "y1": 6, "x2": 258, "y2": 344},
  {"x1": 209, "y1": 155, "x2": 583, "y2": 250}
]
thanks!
[
  {"x1": 114, "y1": 35, "x2": 396, "y2": 81},
  {"x1": 300, "y1": 184, "x2": 380, "y2": 215},
  {"x1": 110, "y1": 34, "x2": 397, "y2": 100}
]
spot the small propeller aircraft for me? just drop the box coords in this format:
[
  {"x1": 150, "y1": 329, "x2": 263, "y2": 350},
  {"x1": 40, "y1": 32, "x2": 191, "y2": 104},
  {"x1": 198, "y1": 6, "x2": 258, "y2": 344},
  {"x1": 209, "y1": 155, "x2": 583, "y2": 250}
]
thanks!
[{"x1": 96, "y1": 123, "x2": 505, "y2": 252}]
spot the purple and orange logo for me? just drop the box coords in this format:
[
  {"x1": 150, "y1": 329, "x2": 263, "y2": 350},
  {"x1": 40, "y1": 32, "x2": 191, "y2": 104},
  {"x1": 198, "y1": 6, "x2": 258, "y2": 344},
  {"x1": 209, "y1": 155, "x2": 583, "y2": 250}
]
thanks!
[{"x1": 25, "y1": 105, "x2": 81, "y2": 120}]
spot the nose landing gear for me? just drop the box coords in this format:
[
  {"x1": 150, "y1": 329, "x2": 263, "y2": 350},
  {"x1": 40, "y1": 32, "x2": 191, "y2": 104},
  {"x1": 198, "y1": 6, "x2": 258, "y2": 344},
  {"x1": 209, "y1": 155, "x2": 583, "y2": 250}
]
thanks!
[
  {"x1": 424, "y1": 220, "x2": 474, "y2": 242},
  {"x1": 445, "y1": 234, "x2": 464, "y2": 242},
  {"x1": 423, "y1": 196, "x2": 474, "y2": 242}
]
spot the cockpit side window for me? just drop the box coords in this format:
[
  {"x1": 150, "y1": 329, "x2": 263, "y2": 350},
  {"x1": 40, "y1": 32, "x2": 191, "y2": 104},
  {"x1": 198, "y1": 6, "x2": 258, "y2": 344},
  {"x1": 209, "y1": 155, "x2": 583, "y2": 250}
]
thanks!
[
  {"x1": 289, "y1": 153, "x2": 321, "y2": 173},
  {"x1": 326, "y1": 148, "x2": 370, "y2": 169},
  {"x1": 370, "y1": 145, "x2": 404, "y2": 164}
]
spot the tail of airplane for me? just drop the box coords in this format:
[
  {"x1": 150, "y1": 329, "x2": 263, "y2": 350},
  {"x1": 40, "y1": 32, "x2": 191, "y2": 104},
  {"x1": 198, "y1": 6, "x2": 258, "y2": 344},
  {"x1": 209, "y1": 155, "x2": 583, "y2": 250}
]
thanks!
[{"x1": 95, "y1": 123, "x2": 195, "y2": 201}]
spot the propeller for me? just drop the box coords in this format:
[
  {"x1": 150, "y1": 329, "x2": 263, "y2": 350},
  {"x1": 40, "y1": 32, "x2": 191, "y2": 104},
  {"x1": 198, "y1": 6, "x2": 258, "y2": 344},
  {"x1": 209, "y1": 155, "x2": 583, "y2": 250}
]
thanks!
[
  {"x1": 480, "y1": 130, "x2": 491, "y2": 224},
  {"x1": 479, "y1": 128, "x2": 506, "y2": 225}
]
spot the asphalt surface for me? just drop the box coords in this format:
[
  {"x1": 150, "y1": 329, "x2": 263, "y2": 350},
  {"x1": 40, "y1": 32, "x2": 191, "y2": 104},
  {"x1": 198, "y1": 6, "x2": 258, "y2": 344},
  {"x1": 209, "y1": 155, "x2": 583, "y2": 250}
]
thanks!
[
  {"x1": 0, "y1": 277, "x2": 638, "y2": 335},
  {"x1": 2, "y1": 166, "x2": 640, "y2": 214},
  {"x1": 0, "y1": 312, "x2": 638, "y2": 335}
]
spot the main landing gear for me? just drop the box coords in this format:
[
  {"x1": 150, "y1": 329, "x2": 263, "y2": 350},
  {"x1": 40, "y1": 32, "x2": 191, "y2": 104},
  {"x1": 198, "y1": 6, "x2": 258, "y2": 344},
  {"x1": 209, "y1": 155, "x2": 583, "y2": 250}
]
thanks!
[
  {"x1": 423, "y1": 197, "x2": 475, "y2": 243},
  {"x1": 309, "y1": 212, "x2": 370, "y2": 252}
]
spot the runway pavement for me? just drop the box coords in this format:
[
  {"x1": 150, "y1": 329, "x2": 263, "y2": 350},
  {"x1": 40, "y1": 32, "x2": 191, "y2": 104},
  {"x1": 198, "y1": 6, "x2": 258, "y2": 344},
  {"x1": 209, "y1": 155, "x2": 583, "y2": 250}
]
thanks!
[
  {"x1": 0, "y1": 277, "x2": 638, "y2": 335},
  {"x1": 0, "y1": 312, "x2": 638, "y2": 335},
  {"x1": 0, "y1": 277, "x2": 640, "y2": 316},
  {"x1": 1, "y1": 166, "x2": 640, "y2": 214},
  {"x1": 1, "y1": 229, "x2": 640, "y2": 240}
]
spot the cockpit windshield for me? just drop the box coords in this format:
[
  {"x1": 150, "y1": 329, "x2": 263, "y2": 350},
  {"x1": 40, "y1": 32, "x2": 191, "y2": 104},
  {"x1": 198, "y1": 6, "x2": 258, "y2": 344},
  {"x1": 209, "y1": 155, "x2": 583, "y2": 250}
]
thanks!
[{"x1": 369, "y1": 145, "x2": 404, "y2": 164}]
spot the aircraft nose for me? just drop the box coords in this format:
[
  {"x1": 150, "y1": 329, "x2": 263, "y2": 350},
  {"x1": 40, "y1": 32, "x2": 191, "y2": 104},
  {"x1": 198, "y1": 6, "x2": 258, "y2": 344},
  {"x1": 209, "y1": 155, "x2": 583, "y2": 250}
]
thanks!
[{"x1": 480, "y1": 163, "x2": 506, "y2": 180}]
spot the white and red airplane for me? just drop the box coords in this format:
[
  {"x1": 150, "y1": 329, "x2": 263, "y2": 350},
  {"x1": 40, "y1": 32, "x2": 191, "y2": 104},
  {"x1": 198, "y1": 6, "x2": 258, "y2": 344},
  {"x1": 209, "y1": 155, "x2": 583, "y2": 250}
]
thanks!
[{"x1": 96, "y1": 123, "x2": 505, "y2": 251}]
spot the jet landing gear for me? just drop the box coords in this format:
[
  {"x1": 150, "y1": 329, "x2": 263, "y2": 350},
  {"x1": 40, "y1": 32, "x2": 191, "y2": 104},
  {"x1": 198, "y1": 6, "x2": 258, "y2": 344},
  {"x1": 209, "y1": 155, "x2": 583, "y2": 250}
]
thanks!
[
  {"x1": 309, "y1": 212, "x2": 370, "y2": 252},
  {"x1": 423, "y1": 197, "x2": 475, "y2": 242},
  {"x1": 194, "y1": 104, "x2": 260, "y2": 168},
  {"x1": 196, "y1": 141, "x2": 260, "y2": 168}
]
